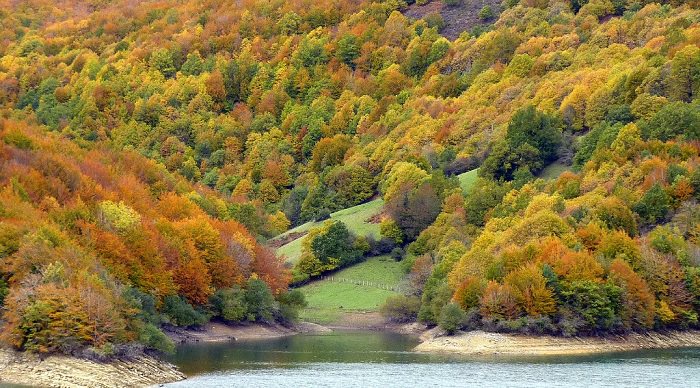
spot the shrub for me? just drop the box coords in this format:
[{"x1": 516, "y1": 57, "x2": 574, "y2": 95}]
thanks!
[
  {"x1": 419, "y1": 281, "x2": 453, "y2": 325},
  {"x1": 558, "y1": 310, "x2": 585, "y2": 337},
  {"x1": 462, "y1": 307, "x2": 482, "y2": 330},
  {"x1": 521, "y1": 316, "x2": 556, "y2": 335},
  {"x1": 380, "y1": 219, "x2": 404, "y2": 245},
  {"x1": 444, "y1": 157, "x2": 479, "y2": 176},
  {"x1": 368, "y1": 237, "x2": 396, "y2": 256},
  {"x1": 495, "y1": 318, "x2": 525, "y2": 333},
  {"x1": 380, "y1": 295, "x2": 421, "y2": 323},
  {"x1": 276, "y1": 289, "x2": 308, "y2": 324},
  {"x1": 82, "y1": 343, "x2": 116, "y2": 361},
  {"x1": 0, "y1": 278, "x2": 8, "y2": 306},
  {"x1": 123, "y1": 288, "x2": 161, "y2": 325},
  {"x1": 391, "y1": 247, "x2": 404, "y2": 261},
  {"x1": 439, "y1": 303, "x2": 466, "y2": 334},
  {"x1": 560, "y1": 281, "x2": 622, "y2": 334},
  {"x1": 244, "y1": 278, "x2": 276, "y2": 322},
  {"x1": 209, "y1": 287, "x2": 247, "y2": 322},
  {"x1": 162, "y1": 295, "x2": 207, "y2": 327},
  {"x1": 424, "y1": 13, "x2": 445, "y2": 31},
  {"x1": 2, "y1": 129, "x2": 35, "y2": 150},
  {"x1": 478, "y1": 5, "x2": 494, "y2": 21},
  {"x1": 139, "y1": 323, "x2": 175, "y2": 355}
]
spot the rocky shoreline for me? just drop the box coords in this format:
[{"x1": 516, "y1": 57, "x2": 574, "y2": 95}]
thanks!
[
  {"x1": 164, "y1": 321, "x2": 334, "y2": 345},
  {"x1": 0, "y1": 322, "x2": 325, "y2": 388},
  {"x1": 164, "y1": 321, "x2": 298, "y2": 344},
  {"x1": 4, "y1": 323, "x2": 700, "y2": 387},
  {"x1": 0, "y1": 348, "x2": 185, "y2": 387},
  {"x1": 414, "y1": 329, "x2": 700, "y2": 356}
]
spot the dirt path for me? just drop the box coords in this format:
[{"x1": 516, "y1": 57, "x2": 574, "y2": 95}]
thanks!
[{"x1": 415, "y1": 329, "x2": 700, "y2": 356}]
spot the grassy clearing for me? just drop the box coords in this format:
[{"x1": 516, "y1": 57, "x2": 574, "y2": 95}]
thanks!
[
  {"x1": 297, "y1": 255, "x2": 404, "y2": 324},
  {"x1": 457, "y1": 168, "x2": 479, "y2": 194},
  {"x1": 539, "y1": 162, "x2": 571, "y2": 180},
  {"x1": 274, "y1": 198, "x2": 384, "y2": 264}
]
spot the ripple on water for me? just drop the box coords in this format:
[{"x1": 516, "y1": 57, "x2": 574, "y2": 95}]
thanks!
[{"x1": 165, "y1": 331, "x2": 700, "y2": 388}]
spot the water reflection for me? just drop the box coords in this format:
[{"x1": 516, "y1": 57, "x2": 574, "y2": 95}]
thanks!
[{"x1": 165, "y1": 330, "x2": 700, "y2": 388}]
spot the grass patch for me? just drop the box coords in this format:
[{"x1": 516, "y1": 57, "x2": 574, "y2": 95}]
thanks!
[
  {"x1": 457, "y1": 168, "x2": 478, "y2": 194},
  {"x1": 274, "y1": 198, "x2": 384, "y2": 264},
  {"x1": 539, "y1": 162, "x2": 571, "y2": 180},
  {"x1": 297, "y1": 255, "x2": 404, "y2": 324}
]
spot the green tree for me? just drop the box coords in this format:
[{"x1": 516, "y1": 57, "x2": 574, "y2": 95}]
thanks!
[
  {"x1": 463, "y1": 179, "x2": 511, "y2": 226},
  {"x1": 439, "y1": 303, "x2": 466, "y2": 334},
  {"x1": 150, "y1": 48, "x2": 176, "y2": 78},
  {"x1": 668, "y1": 45, "x2": 700, "y2": 103},
  {"x1": 139, "y1": 324, "x2": 175, "y2": 355},
  {"x1": 641, "y1": 102, "x2": 700, "y2": 141},
  {"x1": 276, "y1": 290, "x2": 307, "y2": 323},
  {"x1": 309, "y1": 220, "x2": 362, "y2": 267},
  {"x1": 337, "y1": 34, "x2": 360, "y2": 68},
  {"x1": 324, "y1": 165, "x2": 375, "y2": 208},
  {"x1": 210, "y1": 288, "x2": 247, "y2": 322},
  {"x1": 386, "y1": 182, "x2": 441, "y2": 241},
  {"x1": 244, "y1": 278, "x2": 276, "y2": 322},
  {"x1": 634, "y1": 183, "x2": 670, "y2": 224},
  {"x1": 278, "y1": 11, "x2": 302, "y2": 35},
  {"x1": 481, "y1": 106, "x2": 562, "y2": 180},
  {"x1": 478, "y1": 6, "x2": 494, "y2": 21},
  {"x1": 181, "y1": 51, "x2": 204, "y2": 76},
  {"x1": 380, "y1": 219, "x2": 405, "y2": 245},
  {"x1": 380, "y1": 295, "x2": 421, "y2": 323},
  {"x1": 162, "y1": 295, "x2": 207, "y2": 327},
  {"x1": 595, "y1": 197, "x2": 638, "y2": 236},
  {"x1": 560, "y1": 281, "x2": 622, "y2": 334}
]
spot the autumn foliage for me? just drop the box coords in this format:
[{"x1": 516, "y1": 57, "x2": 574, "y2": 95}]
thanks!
[{"x1": 0, "y1": 121, "x2": 289, "y2": 353}]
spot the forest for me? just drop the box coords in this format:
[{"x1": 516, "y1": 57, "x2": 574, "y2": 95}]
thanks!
[{"x1": 0, "y1": 0, "x2": 699, "y2": 357}]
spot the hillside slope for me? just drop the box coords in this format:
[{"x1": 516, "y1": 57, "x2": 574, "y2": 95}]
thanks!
[
  {"x1": 272, "y1": 198, "x2": 383, "y2": 264},
  {"x1": 298, "y1": 255, "x2": 404, "y2": 324},
  {"x1": 404, "y1": 0, "x2": 503, "y2": 40},
  {"x1": 0, "y1": 0, "x2": 699, "y2": 359},
  {"x1": 0, "y1": 120, "x2": 289, "y2": 355}
]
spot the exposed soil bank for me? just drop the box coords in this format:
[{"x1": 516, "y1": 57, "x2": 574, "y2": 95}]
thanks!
[
  {"x1": 165, "y1": 321, "x2": 298, "y2": 344},
  {"x1": 0, "y1": 348, "x2": 184, "y2": 387},
  {"x1": 0, "y1": 322, "x2": 314, "y2": 387},
  {"x1": 415, "y1": 329, "x2": 700, "y2": 356},
  {"x1": 322, "y1": 311, "x2": 426, "y2": 334}
]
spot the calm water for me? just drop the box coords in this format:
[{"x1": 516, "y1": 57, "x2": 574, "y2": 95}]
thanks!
[{"x1": 165, "y1": 331, "x2": 700, "y2": 388}]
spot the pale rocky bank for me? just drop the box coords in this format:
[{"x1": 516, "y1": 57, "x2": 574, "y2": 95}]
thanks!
[
  {"x1": 165, "y1": 321, "x2": 299, "y2": 343},
  {"x1": 415, "y1": 329, "x2": 700, "y2": 356},
  {"x1": 0, "y1": 348, "x2": 184, "y2": 387},
  {"x1": 6, "y1": 324, "x2": 700, "y2": 387}
]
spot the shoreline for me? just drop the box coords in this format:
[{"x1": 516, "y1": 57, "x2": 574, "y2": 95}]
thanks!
[
  {"x1": 414, "y1": 329, "x2": 700, "y2": 356},
  {"x1": 4, "y1": 323, "x2": 700, "y2": 387},
  {"x1": 0, "y1": 348, "x2": 184, "y2": 387},
  {"x1": 164, "y1": 321, "x2": 301, "y2": 344}
]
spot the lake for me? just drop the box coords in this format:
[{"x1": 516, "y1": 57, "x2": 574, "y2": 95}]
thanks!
[{"x1": 165, "y1": 330, "x2": 700, "y2": 387}]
